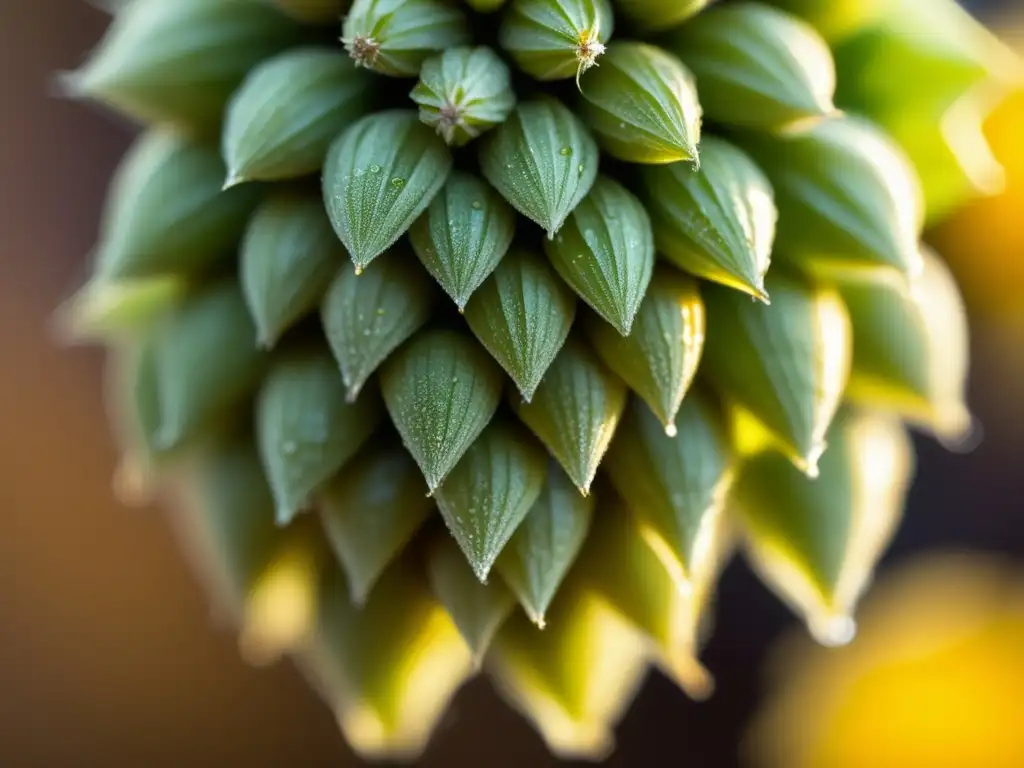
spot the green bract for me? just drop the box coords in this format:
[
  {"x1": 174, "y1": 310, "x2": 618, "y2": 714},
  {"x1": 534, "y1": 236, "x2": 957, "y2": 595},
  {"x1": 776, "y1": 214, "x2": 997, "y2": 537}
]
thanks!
[
  {"x1": 544, "y1": 175, "x2": 654, "y2": 335},
  {"x1": 435, "y1": 421, "x2": 548, "y2": 582},
  {"x1": 380, "y1": 330, "x2": 503, "y2": 492},
  {"x1": 96, "y1": 130, "x2": 260, "y2": 278},
  {"x1": 69, "y1": 0, "x2": 992, "y2": 759},
  {"x1": 67, "y1": 0, "x2": 303, "y2": 133},
  {"x1": 320, "y1": 246, "x2": 434, "y2": 400},
  {"x1": 665, "y1": 2, "x2": 836, "y2": 130},
  {"x1": 408, "y1": 171, "x2": 516, "y2": 309},
  {"x1": 741, "y1": 116, "x2": 924, "y2": 278},
  {"x1": 256, "y1": 346, "x2": 382, "y2": 523},
  {"x1": 465, "y1": 248, "x2": 576, "y2": 401},
  {"x1": 641, "y1": 136, "x2": 777, "y2": 301},
  {"x1": 479, "y1": 99, "x2": 599, "y2": 238},
  {"x1": 322, "y1": 110, "x2": 452, "y2": 272},
  {"x1": 578, "y1": 42, "x2": 701, "y2": 164},
  {"x1": 240, "y1": 191, "x2": 346, "y2": 347},
  {"x1": 223, "y1": 47, "x2": 372, "y2": 184}
]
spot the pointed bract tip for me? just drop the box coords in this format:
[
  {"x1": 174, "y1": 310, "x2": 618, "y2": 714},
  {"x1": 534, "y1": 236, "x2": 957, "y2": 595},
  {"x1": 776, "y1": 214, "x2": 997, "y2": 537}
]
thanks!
[
  {"x1": 425, "y1": 472, "x2": 443, "y2": 497},
  {"x1": 153, "y1": 423, "x2": 182, "y2": 452},
  {"x1": 274, "y1": 505, "x2": 298, "y2": 527},
  {"x1": 469, "y1": 650, "x2": 487, "y2": 671},
  {"x1": 611, "y1": 315, "x2": 634, "y2": 337},
  {"x1": 799, "y1": 441, "x2": 827, "y2": 479},
  {"x1": 666, "y1": 653, "x2": 716, "y2": 701},
  {"x1": 49, "y1": 297, "x2": 90, "y2": 345},
  {"x1": 222, "y1": 173, "x2": 247, "y2": 191},
  {"x1": 52, "y1": 69, "x2": 87, "y2": 99},
  {"x1": 238, "y1": 630, "x2": 284, "y2": 669},
  {"x1": 347, "y1": 578, "x2": 373, "y2": 608},
  {"x1": 112, "y1": 457, "x2": 155, "y2": 508},
  {"x1": 936, "y1": 409, "x2": 982, "y2": 454},
  {"x1": 255, "y1": 330, "x2": 276, "y2": 351},
  {"x1": 526, "y1": 607, "x2": 547, "y2": 630},
  {"x1": 471, "y1": 561, "x2": 493, "y2": 585},
  {"x1": 809, "y1": 613, "x2": 857, "y2": 647},
  {"x1": 344, "y1": 382, "x2": 363, "y2": 404}
]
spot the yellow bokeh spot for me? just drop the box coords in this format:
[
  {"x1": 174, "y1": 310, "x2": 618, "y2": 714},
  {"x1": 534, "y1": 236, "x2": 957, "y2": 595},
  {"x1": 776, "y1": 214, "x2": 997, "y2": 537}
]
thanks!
[{"x1": 746, "y1": 553, "x2": 1024, "y2": 768}]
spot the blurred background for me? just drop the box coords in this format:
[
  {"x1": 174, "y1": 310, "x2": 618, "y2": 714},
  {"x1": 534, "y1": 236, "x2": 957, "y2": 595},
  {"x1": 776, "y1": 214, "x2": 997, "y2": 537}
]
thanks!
[{"x1": 1, "y1": 1, "x2": 1022, "y2": 766}]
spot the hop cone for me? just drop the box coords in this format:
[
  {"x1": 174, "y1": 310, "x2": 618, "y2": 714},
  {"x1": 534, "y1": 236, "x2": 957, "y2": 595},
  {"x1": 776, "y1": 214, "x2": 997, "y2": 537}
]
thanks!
[{"x1": 61, "y1": 0, "x2": 1009, "y2": 760}]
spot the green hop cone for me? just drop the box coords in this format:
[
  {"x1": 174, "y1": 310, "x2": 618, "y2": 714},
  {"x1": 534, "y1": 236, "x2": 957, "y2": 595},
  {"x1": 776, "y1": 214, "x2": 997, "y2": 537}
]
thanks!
[{"x1": 66, "y1": 0, "x2": 999, "y2": 759}]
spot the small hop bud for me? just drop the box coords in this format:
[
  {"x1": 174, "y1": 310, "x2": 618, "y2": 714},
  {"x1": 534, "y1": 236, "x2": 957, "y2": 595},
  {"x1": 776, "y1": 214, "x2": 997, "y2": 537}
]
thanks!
[{"x1": 410, "y1": 47, "x2": 516, "y2": 146}]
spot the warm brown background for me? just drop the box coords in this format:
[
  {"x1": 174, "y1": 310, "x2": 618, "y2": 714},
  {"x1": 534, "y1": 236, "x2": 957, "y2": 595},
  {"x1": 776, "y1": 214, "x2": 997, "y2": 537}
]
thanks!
[{"x1": 2, "y1": 2, "x2": 1021, "y2": 767}]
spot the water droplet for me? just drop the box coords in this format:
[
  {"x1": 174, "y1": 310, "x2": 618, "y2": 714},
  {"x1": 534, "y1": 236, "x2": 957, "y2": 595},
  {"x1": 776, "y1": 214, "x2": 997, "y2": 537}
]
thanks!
[
  {"x1": 560, "y1": 146, "x2": 573, "y2": 157},
  {"x1": 577, "y1": 163, "x2": 585, "y2": 175},
  {"x1": 354, "y1": 167, "x2": 365, "y2": 177},
  {"x1": 369, "y1": 164, "x2": 381, "y2": 174},
  {"x1": 471, "y1": 199, "x2": 483, "y2": 210},
  {"x1": 391, "y1": 177, "x2": 406, "y2": 188}
]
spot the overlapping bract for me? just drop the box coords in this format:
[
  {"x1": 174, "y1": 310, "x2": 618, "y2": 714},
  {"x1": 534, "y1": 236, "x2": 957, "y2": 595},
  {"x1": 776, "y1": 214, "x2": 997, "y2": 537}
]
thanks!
[{"x1": 65, "y1": 0, "x2": 1004, "y2": 760}]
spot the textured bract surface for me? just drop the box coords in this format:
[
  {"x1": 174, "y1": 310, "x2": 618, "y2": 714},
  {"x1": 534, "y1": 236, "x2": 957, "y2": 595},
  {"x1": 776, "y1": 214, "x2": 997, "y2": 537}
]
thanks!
[{"x1": 65, "y1": 0, "x2": 1004, "y2": 760}]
